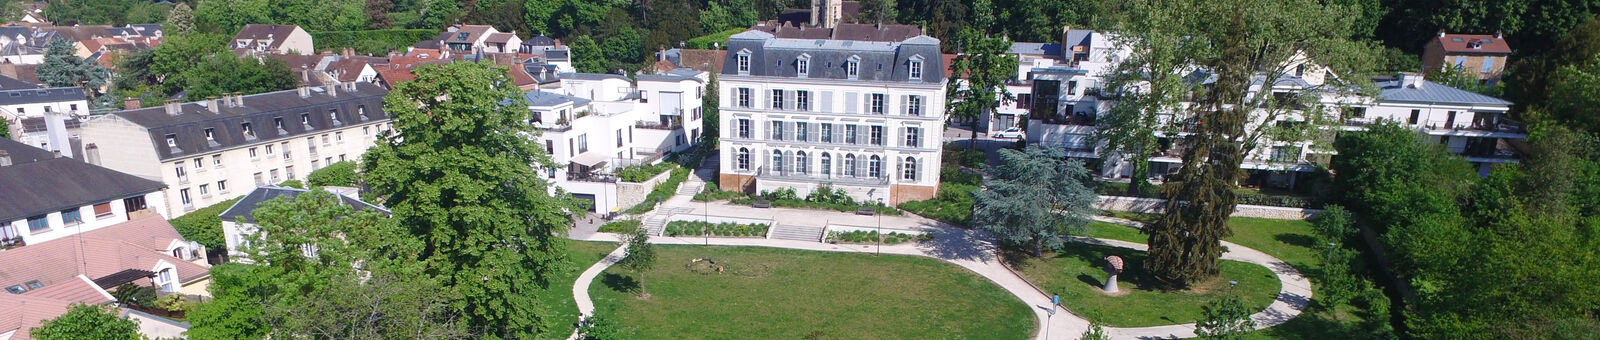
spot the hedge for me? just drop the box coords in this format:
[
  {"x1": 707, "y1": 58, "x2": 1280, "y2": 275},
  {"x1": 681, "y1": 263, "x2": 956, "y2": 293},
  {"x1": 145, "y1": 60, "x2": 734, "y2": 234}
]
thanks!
[
  {"x1": 1093, "y1": 180, "x2": 1318, "y2": 208},
  {"x1": 825, "y1": 230, "x2": 931, "y2": 244},
  {"x1": 664, "y1": 220, "x2": 769, "y2": 237},
  {"x1": 686, "y1": 28, "x2": 746, "y2": 49},
  {"x1": 169, "y1": 198, "x2": 243, "y2": 251},
  {"x1": 310, "y1": 29, "x2": 439, "y2": 55},
  {"x1": 599, "y1": 219, "x2": 641, "y2": 233},
  {"x1": 617, "y1": 162, "x2": 676, "y2": 183}
]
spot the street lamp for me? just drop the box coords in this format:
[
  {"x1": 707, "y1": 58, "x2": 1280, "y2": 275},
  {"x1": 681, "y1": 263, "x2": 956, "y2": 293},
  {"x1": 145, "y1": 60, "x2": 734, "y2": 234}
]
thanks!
[{"x1": 876, "y1": 197, "x2": 884, "y2": 255}]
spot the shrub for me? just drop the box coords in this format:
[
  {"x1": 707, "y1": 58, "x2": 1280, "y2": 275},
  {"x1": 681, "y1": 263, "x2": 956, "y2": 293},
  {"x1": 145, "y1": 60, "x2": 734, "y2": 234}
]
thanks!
[
  {"x1": 663, "y1": 221, "x2": 768, "y2": 237},
  {"x1": 943, "y1": 143, "x2": 985, "y2": 168},
  {"x1": 310, "y1": 29, "x2": 440, "y2": 55},
  {"x1": 110, "y1": 284, "x2": 157, "y2": 309},
  {"x1": 169, "y1": 197, "x2": 242, "y2": 251},
  {"x1": 277, "y1": 179, "x2": 305, "y2": 189},
  {"x1": 1236, "y1": 191, "x2": 1314, "y2": 208},
  {"x1": 898, "y1": 182, "x2": 978, "y2": 225},
  {"x1": 307, "y1": 161, "x2": 359, "y2": 187},
  {"x1": 617, "y1": 162, "x2": 676, "y2": 182},
  {"x1": 693, "y1": 187, "x2": 746, "y2": 201},
  {"x1": 686, "y1": 28, "x2": 747, "y2": 49},
  {"x1": 825, "y1": 230, "x2": 932, "y2": 244},
  {"x1": 599, "y1": 220, "x2": 642, "y2": 233},
  {"x1": 941, "y1": 165, "x2": 982, "y2": 186}
]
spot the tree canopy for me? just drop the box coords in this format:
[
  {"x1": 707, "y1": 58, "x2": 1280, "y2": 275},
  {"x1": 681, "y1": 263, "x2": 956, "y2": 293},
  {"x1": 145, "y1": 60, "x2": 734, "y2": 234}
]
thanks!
[
  {"x1": 972, "y1": 146, "x2": 1097, "y2": 257},
  {"x1": 361, "y1": 61, "x2": 584, "y2": 339},
  {"x1": 31, "y1": 304, "x2": 140, "y2": 340},
  {"x1": 944, "y1": 28, "x2": 1018, "y2": 146}
]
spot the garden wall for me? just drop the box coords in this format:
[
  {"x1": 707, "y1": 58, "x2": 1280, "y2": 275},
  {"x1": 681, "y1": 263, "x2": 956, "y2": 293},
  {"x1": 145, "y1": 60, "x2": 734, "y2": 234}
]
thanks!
[
  {"x1": 665, "y1": 214, "x2": 773, "y2": 226},
  {"x1": 616, "y1": 170, "x2": 676, "y2": 210},
  {"x1": 826, "y1": 225, "x2": 929, "y2": 236},
  {"x1": 1095, "y1": 196, "x2": 1322, "y2": 220}
]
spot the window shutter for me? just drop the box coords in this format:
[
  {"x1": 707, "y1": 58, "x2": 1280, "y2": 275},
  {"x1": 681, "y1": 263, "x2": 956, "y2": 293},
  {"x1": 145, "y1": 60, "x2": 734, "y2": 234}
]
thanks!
[
  {"x1": 820, "y1": 91, "x2": 833, "y2": 113},
  {"x1": 899, "y1": 127, "x2": 907, "y2": 147},
  {"x1": 899, "y1": 95, "x2": 908, "y2": 116},
  {"x1": 786, "y1": 91, "x2": 796, "y2": 111},
  {"x1": 845, "y1": 92, "x2": 859, "y2": 113},
  {"x1": 787, "y1": 122, "x2": 796, "y2": 141},
  {"x1": 762, "y1": 149, "x2": 771, "y2": 170},
  {"x1": 913, "y1": 158, "x2": 921, "y2": 180}
]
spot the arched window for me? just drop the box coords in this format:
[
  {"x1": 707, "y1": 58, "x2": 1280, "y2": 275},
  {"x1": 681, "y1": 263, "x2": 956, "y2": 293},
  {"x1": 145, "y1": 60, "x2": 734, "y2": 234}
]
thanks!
[
  {"x1": 796, "y1": 151, "x2": 809, "y2": 174},
  {"x1": 869, "y1": 155, "x2": 882, "y2": 178},
  {"x1": 772, "y1": 150, "x2": 784, "y2": 173},
  {"x1": 736, "y1": 148, "x2": 750, "y2": 171},
  {"x1": 844, "y1": 154, "x2": 857, "y2": 177},
  {"x1": 902, "y1": 157, "x2": 917, "y2": 180},
  {"x1": 821, "y1": 153, "x2": 832, "y2": 176}
]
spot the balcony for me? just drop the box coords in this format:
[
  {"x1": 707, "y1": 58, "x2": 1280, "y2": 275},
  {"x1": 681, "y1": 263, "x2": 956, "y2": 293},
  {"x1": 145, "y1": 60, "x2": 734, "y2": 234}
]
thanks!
[
  {"x1": 1, "y1": 236, "x2": 23, "y2": 250},
  {"x1": 1424, "y1": 117, "x2": 1526, "y2": 135},
  {"x1": 636, "y1": 117, "x2": 682, "y2": 130}
]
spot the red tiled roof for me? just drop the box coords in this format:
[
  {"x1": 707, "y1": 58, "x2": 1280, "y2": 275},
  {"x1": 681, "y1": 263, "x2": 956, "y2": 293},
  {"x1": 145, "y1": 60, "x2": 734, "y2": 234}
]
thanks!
[
  {"x1": 0, "y1": 293, "x2": 77, "y2": 340},
  {"x1": 486, "y1": 32, "x2": 516, "y2": 44},
  {"x1": 677, "y1": 49, "x2": 726, "y2": 73},
  {"x1": 25, "y1": 276, "x2": 112, "y2": 305},
  {"x1": 1434, "y1": 34, "x2": 1512, "y2": 54},
  {"x1": 327, "y1": 58, "x2": 370, "y2": 82},
  {"x1": 376, "y1": 68, "x2": 415, "y2": 86}
]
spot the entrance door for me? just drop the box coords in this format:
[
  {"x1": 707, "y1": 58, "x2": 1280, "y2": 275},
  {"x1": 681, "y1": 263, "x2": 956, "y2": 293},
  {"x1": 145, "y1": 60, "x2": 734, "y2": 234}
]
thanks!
[{"x1": 572, "y1": 193, "x2": 597, "y2": 212}]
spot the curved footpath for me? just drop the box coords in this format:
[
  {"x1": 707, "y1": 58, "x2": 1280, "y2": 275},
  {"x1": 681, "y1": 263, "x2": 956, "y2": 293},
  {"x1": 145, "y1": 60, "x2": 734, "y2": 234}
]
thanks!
[{"x1": 566, "y1": 181, "x2": 1309, "y2": 339}]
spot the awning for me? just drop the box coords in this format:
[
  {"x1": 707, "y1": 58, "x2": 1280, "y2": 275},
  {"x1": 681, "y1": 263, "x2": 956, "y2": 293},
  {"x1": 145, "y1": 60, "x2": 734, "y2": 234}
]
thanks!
[{"x1": 571, "y1": 152, "x2": 609, "y2": 168}]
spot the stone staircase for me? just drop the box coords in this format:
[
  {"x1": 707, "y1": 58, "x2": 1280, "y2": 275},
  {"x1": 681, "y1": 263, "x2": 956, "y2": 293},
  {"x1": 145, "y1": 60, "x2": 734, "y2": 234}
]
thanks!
[
  {"x1": 767, "y1": 225, "x2": 825, "y2": 242},
  {"x1": 641, "y1": 216, "x2": 668, "y2": 236},
  {"x1": 677, "y1": 181, "x2": 704, "y2": 196}
]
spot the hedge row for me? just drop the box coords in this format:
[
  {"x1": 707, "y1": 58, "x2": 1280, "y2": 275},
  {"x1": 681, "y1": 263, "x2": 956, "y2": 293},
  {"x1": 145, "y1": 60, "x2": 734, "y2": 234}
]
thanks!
[
  {"x1": 310, "y1": 29, "x2": 439, "y2": 55},
  {"x1": 664, "y1": 221, "x2": 768, "y2": 237}
]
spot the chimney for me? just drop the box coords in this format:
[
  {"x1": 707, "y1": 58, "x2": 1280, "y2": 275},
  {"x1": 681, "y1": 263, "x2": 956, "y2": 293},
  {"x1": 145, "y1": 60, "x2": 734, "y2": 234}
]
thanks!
[
  {"x1": 298, "y1": 85, "x2": 311, "y2": 98},
  {"x1": 123, "y1": 97, "x2": 141, "y2": 109},
  {"x1": 658, "y1": 47, "x2": 667, "y2": 62},
  {"x1": 325, "y1": 83, "x2": 338, "y2": 97},
  {"x1": 0, "y1": 150, "x2": 9, "y2": 166},
  {"x1": 230, "y1": 93, "x2": 244, "y2": 107},
  {"x1": 1399, "y1": 72, "x2": 1425, "y2": 89},
  {"x1": 43, "y1": 110, "x2": 71, "y2": 158},
  {"x1": 163, "y1": 99, "x2": 181, "y2": 116},
  {"x1": 343, "y1": 47, "x2": 354, "y2": 57},
  {"x1": 1494, "y1": 30, "x2": 1503, "y2": 39},
  {"x1": 205, "y1": 96, "x2": 221, "y2": 113},
  {"x1": 1438, "y1": 29, "x2": 1447, "y2": 38}
]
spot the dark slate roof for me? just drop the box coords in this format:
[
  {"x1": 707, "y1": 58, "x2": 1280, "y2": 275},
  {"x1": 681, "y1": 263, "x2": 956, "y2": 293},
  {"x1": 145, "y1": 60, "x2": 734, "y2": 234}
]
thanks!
[
  {"x1": 1376, "y1": 78, "x2": 1512, "y2": 106},
  {"x1": 19, "y1": 116, "x2": 83, "y2": 133},
  {"x1": 544, "y1": 49, "x2": 569, "y2": 61},
  {"x1": 1063, "y1": 30, "x2": 1093, "y2": 50},
  {"x1": 130, "y1": 24, "x2": 163, "y2": 37},
  {"x1": 722, "y1": 30, "x2": 944, "y2": 83},
  {"x1": 522, "y1": 90, "x2": 588, "y2": 107},
  {"x1": 0, "y1": 86, "x2": 85, "y2": 106},
  {"x1": 413, "y1": 39, "x2": 441, "y2": 50},
  {"x1": 217, "y1": 186, "x2": 389, "y2": 224},
  {"x1": 521, "y1": 35, "x2": 556, "y2": 47},
  {"x1": 0, "y1": 138, "x2": 166, "y2": 222},
  {"x1": 1008, "y1": 42, "x2": 1061, "y2": 56},
  {"x1": 0, "y1": 74, "x2": 39, "y2": 90},
  {"x1": 109, "y1": 83, "x2": 390, "y2": 161}
]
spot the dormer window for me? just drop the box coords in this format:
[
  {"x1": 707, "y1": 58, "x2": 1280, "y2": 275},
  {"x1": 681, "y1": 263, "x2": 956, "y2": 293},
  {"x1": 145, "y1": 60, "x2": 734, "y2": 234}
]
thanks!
[
  {"x1": 457, "y1": 32, "x2": 469, "y2": 41},
  {"x1": 301, "y1": 113, "x2": 312, "y2": 129},
  {"x1": 908, "y1": 56, "x2": 925, "y2": 80},
  {"x1": 329, "y1": 109, "x2": 341, "y2": 125},
  {"x1": 274, "y1": 117, "x2": 285, "y2": 130},
  {"x1": 736, "y1": 50, "x2": 751, "y2": 74},
  {"x1": 358, "y1": 105, "x2": 369, "y2": 121},
  {"x1": 846, "y1": 56, "x2": 861, "y2": 79},
  {"x1": 242, "y1": 122, "x2": 254, "y2": 137},
  {"x1": 797, "y1": 54, "x2": 810, "y2": 77},
  {"x1": 165, "y1": 134, "x2": 177, "y2": 147},
  {"x1": 204, "y1": 128, "x2": 215, "y2": 141},
  {"x1": 235, "y1": 40, "x2": 246, "y2": 48}
]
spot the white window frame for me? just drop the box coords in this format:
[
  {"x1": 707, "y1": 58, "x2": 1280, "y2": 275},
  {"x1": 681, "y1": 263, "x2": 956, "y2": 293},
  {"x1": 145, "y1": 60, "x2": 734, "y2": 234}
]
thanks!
[
  {"x1": 737, "y1": 50, "x2": 751, "y2": 74},
  {"x1": 846, "y1": 56, "x2": 861, "y2": 79},
  {"x1": 796, "y1": 54, "x2": 810, "y2": 77},
  {"x1": 908, "y1": 55, "x2": 925, "y2": 80}
]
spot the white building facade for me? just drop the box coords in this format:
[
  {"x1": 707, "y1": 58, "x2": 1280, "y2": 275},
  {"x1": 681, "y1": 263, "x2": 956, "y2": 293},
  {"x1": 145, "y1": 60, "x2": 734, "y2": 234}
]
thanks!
[
  {"x1": 79, "y1": 83, "x2": 391, "y2": 215},
  {"x1": 526, "y1": 71, "x2": 707, "y2": 213},
  {"x1": 717, "y1": 30, "x2": 947, "y2": 205}
]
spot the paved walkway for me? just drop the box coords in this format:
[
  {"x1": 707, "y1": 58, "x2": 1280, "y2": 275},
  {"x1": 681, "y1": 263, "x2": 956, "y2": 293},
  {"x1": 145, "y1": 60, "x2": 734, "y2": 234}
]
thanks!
[{"x1": 567, "y1": 179, "x2": 1310, "y2": 340}]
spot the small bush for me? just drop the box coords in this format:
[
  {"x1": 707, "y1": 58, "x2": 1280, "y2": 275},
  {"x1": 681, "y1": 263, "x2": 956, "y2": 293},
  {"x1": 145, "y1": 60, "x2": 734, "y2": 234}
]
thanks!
[
  {"x1": 825, "y1": 230, "x2": 932, "y2": 244},
  {"x1": 898, "y1": 182, "x2": 978, "y2": 225},
  {"x1": 599, "y1": 220, "x2": 642, "y2": 233},
  {"x1": 278, "y1": 179, "x2": 305, "y2": 189},
  {"x1": 616, "y1": 162, "x2": 676, "y2": 182},
  {"x1": 664, "y1": 221, "x2": 768, "y2": 237},
  {"x1": 941, "y1": 165, "x2": 982, "y2": 186},
  {"x1": 307, "y1": 161, "x2": 359, "y2": 187},
  {"x1": 693, "y1": 187, "x2": 746, "y2": 201},
  {"x1": 623, "y1": 167, "x2": 691, "y2": 214}
]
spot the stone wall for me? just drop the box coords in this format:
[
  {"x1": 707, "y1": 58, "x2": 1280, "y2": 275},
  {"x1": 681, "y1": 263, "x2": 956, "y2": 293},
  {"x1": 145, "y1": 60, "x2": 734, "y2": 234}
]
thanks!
[
  {"x1": 1094, "y1": 195, "x2": 1322, "y2": 220},
  {"x1": 616, "y1": 169, "x2": 676, "y2": 210}
]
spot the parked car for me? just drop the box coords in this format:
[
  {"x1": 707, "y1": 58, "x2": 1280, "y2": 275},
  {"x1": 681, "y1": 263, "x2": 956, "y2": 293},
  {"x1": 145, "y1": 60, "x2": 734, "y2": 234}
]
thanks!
[{"x1": 994, "y1": 127, "x2": 1024, "y2": 139}]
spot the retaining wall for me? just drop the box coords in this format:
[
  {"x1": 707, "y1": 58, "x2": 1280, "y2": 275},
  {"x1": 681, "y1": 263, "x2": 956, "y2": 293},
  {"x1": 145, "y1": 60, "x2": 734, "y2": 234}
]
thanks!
[
  {"x1": 1095, "y1": 195, "x2": 1321, "y2": 220},
  {"x1": 615, "y1": 169, "x2": 675, "y2": 210}
]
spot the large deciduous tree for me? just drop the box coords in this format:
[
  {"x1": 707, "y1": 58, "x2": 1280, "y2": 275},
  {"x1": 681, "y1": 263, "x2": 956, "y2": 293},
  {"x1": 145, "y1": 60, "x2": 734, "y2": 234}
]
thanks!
[
  {"x1": 570, "y1": 35, "x2": 606, "y2": 73},
  {"x1": 31, "y1": 304, "x2": 140, "y2": 340},
  {"x1": 361, "y1": 62, "x2": 584, "y2": 339},
  {"x1": 945, "y1": 28, "x2": 1018, "y2": 148},
  {"x1": 973, "y1": 146, "x2": 1097, "y2": 257},
  {"x1": 1093, "y1": 0, "x2": 1203, "y2": 196},
  {"x1": 179, "y1": 55, "x2": 298, "y2": 99},
  {"x1": 165, "y1": 3, "x2": 195, "y2": 34},
  {"x1": 1143, "y1": 0, "x2": 1375, "y2": 287}
]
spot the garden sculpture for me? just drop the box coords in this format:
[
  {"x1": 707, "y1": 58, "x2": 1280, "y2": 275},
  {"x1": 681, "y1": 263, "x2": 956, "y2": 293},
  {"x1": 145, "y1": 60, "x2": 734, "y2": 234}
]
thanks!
[{"x1": 1104, "y1": 255, "x2": 1124, "y2": 293}]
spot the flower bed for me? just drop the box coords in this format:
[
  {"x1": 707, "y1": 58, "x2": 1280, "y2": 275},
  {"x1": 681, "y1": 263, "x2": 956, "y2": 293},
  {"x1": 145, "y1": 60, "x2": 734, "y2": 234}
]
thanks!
[
  {"x1": 664, "y1": 221, "x2": 769, "y2": 238},
  {"x1": 825, "y1": 230, "x2": 931, "y2": 245},
  {"x1": 599, "y1": 220, "x2": 641, "y2": 233}
]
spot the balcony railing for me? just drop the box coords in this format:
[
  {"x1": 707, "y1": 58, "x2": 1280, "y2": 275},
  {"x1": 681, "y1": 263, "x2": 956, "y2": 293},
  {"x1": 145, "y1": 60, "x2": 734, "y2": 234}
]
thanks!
[
  {"x1": 568, "y1": 172, "x2": 619, "y2": 183},
  {"x1": 635, "y1": 120, "x2": 681, "y2": 130},
  {"x1": 1425, "y1": 118, "x2": 1525, "y2": 134}
]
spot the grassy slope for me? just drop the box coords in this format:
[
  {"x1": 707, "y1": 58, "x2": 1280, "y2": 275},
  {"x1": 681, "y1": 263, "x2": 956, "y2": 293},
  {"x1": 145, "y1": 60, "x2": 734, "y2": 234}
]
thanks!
[
  {"x1": 539, "y1": 241, "x2": 621, "y2": 339},
  {"x1": 588, "y1": 245, "x2": 1035, "y2": 339},
  {"x1": 1009, "y1": 244, "x2": 1280, "y2": 327}
]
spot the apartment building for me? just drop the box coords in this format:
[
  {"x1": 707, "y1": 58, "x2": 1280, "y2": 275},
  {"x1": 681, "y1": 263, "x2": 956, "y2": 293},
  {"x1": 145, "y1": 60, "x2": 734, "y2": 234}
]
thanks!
[
  {"x1": 80, "y1": 83, "x2": 391, "y2": 215},
  {"x1": 0, "y1": 138, "x2": 169, "y2": 249},
  {"x1": 717, "y1": 27, "x2": 946, "y2": 205},
  {"x1": 1423, "y1": 31, "x2": 1511, "y2": 84},
  {"x1": 526, "y1": 70, "x2": 707, "y2": 213},
  {"x1": 0, "y1": 77, "x2": 89, "y2": 156},
  {"x1": 415, "y1": 24, "x2": 522, "y2": 54},
  {"x1": 217, "y1": 185, "x2": 388, "y2": 261},
  {"x1": 1347, "y1": 72, "x2": 1520, "y2": 176}
]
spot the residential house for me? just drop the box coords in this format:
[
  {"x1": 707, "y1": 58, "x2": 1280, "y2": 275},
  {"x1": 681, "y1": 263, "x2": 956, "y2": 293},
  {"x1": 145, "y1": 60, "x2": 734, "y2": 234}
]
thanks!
[
  {"x1": 1423, "y1": 31, "x2": 1511, "y2": 84},
  {"x1": 270, "y1": 51, "x2": 379, "y2": 87},
  {"x1": 79, "y1": 83, "x2": 392, "y2": 215},
  {"x1": 231, "y1": 24, "x2": 314, "y2": 56},
  {"x1": 527, "y1": 70, "x2": 708, "y2": 213},
  {"x1": 717, "y1": 26, "x2": 947, "y2": 205},
  {"x1": 0, "y1": 216, "x2": 208, "y2": 340},
  {"x1": 217, "y1": 185, "x2": 388, "y2": 262},
  {"x1": 0, "y1": 26, "x2": 57, "y2": 64},
  {"x1": 0, "y1": 138, "x2": 169, "y2": 249},
  {"x1": 0, "y1": 75, "x2": 90, "y2": 155},
  {"x1": 1346, "y1": 72, "x2": 1522, "y2": 176},
  {"x1": 518, "y1": 35, "x2": 574, "y2": 73},
  {"x1": 417, "y1": 25, "x2": 521, "y2": 55}
]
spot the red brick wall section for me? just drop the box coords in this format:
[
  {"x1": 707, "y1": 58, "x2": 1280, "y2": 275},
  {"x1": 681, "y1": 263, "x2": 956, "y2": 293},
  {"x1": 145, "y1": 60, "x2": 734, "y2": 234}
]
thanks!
[
  {"x1": 890, "y1": 184, "x2": 937, "y2": 205},
  {"x1": 720, "y1": 173, "x2": 755, "y2": 193}
]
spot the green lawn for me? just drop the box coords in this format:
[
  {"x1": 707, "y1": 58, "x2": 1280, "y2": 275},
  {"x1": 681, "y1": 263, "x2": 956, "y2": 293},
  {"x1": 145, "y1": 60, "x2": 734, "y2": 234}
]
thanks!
[
  {"x1": 588, "y1": 245, "x2": 1035, "y2": 339},
  {"x1": 539, "y1": 241, "x2": 621, "y2": 339},
  {"x1": 1082, "y1": 215, "x2": 1382, "y2": 338},
  {"x1": 1009, "y1": 244, "x2": 1280, "y2": 327}
]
